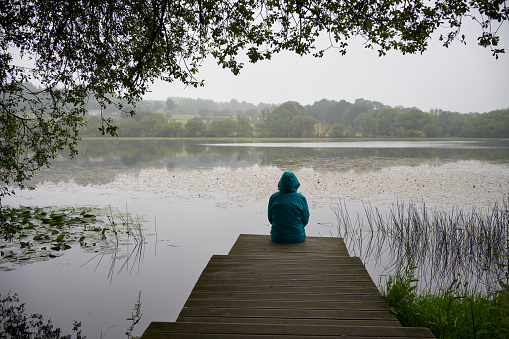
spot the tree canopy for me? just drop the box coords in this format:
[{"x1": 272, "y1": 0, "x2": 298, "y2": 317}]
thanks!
[{"x1": 1, "y1": 0, "x2": 508, "y2": 196}]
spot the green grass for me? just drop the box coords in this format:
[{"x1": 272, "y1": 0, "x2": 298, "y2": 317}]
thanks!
[{"x1": 381, "y1": 266, "x2": 509, "y2": 338}]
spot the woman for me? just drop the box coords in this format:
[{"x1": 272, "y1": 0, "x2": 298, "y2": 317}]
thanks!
[{"x1": 268, "y1": 172, "x2": 310, "y2": 243}]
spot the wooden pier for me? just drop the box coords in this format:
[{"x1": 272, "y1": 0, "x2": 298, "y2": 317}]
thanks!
[{"x1": 140, "y1": 234, "x2": 434, "y2": 338}]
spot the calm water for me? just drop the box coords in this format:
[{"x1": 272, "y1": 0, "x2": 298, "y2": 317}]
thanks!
[{"x1": 2, "y1": 139, "x2": 509, "y2": 338}]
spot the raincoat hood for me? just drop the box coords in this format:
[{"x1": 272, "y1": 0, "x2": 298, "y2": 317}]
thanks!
[{"x1": 278, "y1": 172, "x2": 300, "y2": 193}]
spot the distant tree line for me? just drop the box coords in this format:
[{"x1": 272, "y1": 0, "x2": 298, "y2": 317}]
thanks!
[
  {"x1": 82, "y1": 97, "x2": 509, "y2": 138},
  {"x1": 301, "y1": 99, "x2": 509, "y2": 138},
  {"x1": 82, "y1": 113, "x2": 254, "y2": 138},
  {"x1": 83, "y1": 96, "x2": 275, "y2": 119},
  {"x1": 170, "y1": 97, "x2": 275, "y2": 118}
]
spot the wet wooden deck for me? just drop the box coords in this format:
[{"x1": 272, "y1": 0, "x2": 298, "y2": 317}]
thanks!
[{"x1": 140, "y1": 234, "x2": 434, "y2": 338}]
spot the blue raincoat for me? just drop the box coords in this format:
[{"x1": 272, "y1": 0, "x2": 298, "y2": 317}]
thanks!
[{"x1": 268, "y1": 172, "x2": 310, "y2": 243}]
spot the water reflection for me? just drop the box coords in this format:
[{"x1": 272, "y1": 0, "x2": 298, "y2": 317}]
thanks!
[
  {"x1": 76, "y1": 139, "x2": 509, "y2": 168},
  {"x1": 205, "y1": 139, "x2": 500, "y2": 149},
  {"x1": 31, "y1": 138, "x2": 509, "y2": 186}
]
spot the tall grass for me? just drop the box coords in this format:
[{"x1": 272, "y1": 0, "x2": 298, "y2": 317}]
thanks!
[
  {"x1": 332, "y1": 195, "x2": 509, "y2": 337},
  {"x1": 380, "y1": 264, "x2": 509, "y2": 338},
  {"x1": 333, "y1": 196, "x2": 509, "y2": 291}
]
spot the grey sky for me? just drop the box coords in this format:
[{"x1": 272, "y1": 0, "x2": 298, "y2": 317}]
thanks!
[{"x1": 144, "y1": 22, "x2": 509, "y2": 114}]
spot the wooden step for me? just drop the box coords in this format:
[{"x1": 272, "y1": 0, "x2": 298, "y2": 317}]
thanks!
[{"x1": 142, "y1": 322, "x2": 435, "y2": 338}]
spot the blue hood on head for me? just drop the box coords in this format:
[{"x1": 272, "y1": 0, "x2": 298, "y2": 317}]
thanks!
[{"x1": 278, "y1": 172, "x2": 300, "y2": 193}]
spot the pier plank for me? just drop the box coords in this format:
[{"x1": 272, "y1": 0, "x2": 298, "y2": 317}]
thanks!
[
  {"x1": 143, "y1": 322, "x2": 435, "y2": 338},
  {"x1": 140, "y1": 234, "x2": 434, "y2": 338},
  {"x1": 176, "y1": 306, "x2": 399, "y2": 320}
]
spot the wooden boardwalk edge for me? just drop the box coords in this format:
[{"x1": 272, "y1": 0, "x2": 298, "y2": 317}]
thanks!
[{"x1": 140, "y1": 234, "x2": 435, "y2": 338}]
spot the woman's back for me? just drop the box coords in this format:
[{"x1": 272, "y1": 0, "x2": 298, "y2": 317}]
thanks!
[{"x1": 268, "y1": 172, "x2": 310, "y2": 243}]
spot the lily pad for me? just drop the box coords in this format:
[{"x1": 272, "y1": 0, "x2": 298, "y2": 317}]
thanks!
[{"x1": 0, "y1": 205, "x2": 149, "y2": 270}]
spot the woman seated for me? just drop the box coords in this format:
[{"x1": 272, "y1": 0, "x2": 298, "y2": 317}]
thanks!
[{"x1": 268, "y1": 172, "x2": 310, "y2": 243}]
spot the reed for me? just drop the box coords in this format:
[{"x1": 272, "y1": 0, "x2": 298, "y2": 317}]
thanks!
[
  {"x1": 332, "y1": 195, "x2": 509, "y2": 337},
  {"x1": 81, "y1": 205, "x2": 147, "y2": 282},
  {"x1": 332, "y1": 196, "x2": 509, "y2": 291}
]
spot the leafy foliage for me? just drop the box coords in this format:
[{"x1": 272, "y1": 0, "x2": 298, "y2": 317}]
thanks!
[
  {"x1": 0, "y1": 293, "x2": 85, "y2": 339},
  {"x1": 0, "y1": 82, "x2": 86, "y2": 196}
]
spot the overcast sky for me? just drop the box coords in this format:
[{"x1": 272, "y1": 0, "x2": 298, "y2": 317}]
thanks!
[{"x1": 144, "y1": 21, "x2": 509, "y2": 114}]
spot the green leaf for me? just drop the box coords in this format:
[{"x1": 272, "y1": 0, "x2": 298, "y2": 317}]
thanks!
[
  {"x1": 50, "y1": 214, "x2": 64, "y2": 221},
  {"x1": 19, "y1": 211, "x2": 31, "y2": 218}
]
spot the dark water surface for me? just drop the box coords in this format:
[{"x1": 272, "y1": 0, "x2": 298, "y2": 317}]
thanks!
[{"x1": 2, "y1": 138, "x2": 508, "y2": 338}]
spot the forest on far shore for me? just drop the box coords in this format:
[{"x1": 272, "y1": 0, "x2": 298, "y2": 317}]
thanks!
[{"x1": 81, "y1": 97, "x2": 509, "y2": 139}]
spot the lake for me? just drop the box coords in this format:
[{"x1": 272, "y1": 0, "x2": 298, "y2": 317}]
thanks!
[{"x1": 1, "y1": 138, "x2": 508, "y2": 338}]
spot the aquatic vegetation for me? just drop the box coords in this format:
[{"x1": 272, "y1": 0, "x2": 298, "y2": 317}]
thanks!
[
  {"x1": 333, "y1": 197, "x2": 509, "y2": 291},
  {"x1": 79, "y1": 205, "x2": 148, "y2": 280},
  {"x1": 0, "y1": 293, "x2": 85, "y2": 339},
  {"x1": 0, "y1": 205, "x2": 148, "y2": 272},
  {"x1": 333, "y1": 195, "x2": 509, "y2": 337},
  {"x1": 125, "y1": 291, "x2": 142, "y2": 339}
]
